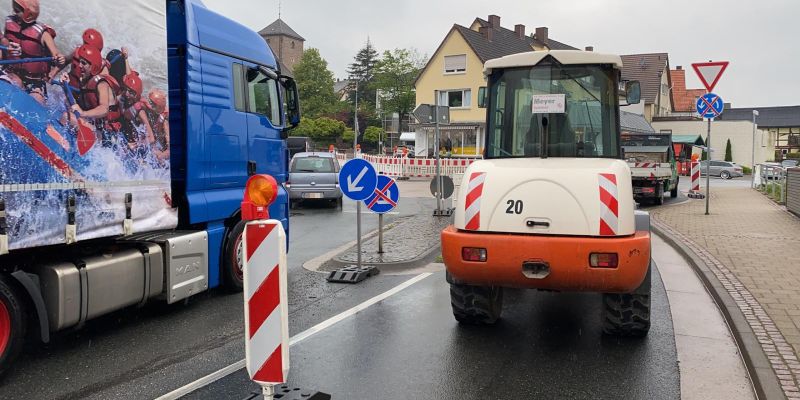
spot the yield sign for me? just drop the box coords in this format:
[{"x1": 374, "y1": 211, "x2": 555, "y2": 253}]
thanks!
[{"x1": 692, "y1": 61, "x2": 729, "y2": 92}]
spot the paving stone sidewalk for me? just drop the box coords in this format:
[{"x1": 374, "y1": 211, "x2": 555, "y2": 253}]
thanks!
[
  {"x1": 651, "y1": 186, "x2": 800, "y2": 397},
  {"x1": 323, "y1": 213, "x2": 451, "y2": 269}
]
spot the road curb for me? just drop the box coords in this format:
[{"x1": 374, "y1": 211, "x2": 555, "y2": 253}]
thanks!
[{"x1": 652, "y1": 223, "x2": 785, "y2": 400}]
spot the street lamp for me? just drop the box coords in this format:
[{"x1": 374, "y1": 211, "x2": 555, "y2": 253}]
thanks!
[{"x1": 751, "y1": 109, "x2": 759, "y2": 187}]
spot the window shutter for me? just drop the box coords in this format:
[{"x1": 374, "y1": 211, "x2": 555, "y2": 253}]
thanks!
[{"x1": 444, "y1": 55, "x2": 466, "y2": 73}]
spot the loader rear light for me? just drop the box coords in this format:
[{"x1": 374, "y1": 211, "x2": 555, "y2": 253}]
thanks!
[
  {"x1": 590, "y1": 253, "x2": 618, "y2": 268},
  {"x1": 462, "y1": 247, "x2": 487, "y2": 262},
  {"x1": 641, "y1": 187, "x2": 655, "y2": 194}
]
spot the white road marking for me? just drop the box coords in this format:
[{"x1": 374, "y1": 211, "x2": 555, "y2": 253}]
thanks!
[{"x1": 153, "y1": 272, "x2": 433, "y2": 400}]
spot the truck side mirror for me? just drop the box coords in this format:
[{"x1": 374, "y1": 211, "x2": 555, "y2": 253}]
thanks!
[
  {"x1": 625, "y1": 81, "x2": 641, "y2": 105},
  {"x1": 478, "y1": 87, "x2": 487, "y2": 109},
  {"x1": 281, "y1": 77, "x2": 301, "y2": 133}
]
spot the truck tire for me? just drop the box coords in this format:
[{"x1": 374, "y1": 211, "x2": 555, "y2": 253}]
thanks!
[
  {"x1": 655, "y1": 184, "x2": 664, "y2": 205},
  {"x1": 0, "y1": 275, "x2": 26, "y2": 377},
  {"x1": 601, "y1": 263, "x2": 651, "y2": 337},
  {"x1": 670, "y1": 177, "x2": 679, "y2": 198},
  {"x1": 449, "y1": 283, "x2": 503, "y2": 325},
  {"x1": 222, "y1": 220, "x2": 247, "y2": 292}
]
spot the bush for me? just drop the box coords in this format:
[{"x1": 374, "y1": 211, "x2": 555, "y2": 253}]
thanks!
[
  {"x1": 773, "y1": 183, "x2": 784, "y2": 203},
  {"x1": 743, "y1": 166, "x2": 752, "y2": 175},
  {"x1": 787, "y1": 152, "x2": 800, "y2": 159}
]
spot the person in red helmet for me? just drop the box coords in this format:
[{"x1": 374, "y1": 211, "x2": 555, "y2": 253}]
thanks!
[
  {"x1": 67, "y1": 28, "x2": 105, "y2": 89},
  {"x1": 61, "y1": 45, "x2": 120, "y2": 147},
  {"x1": 117, "y1": 71, "x2": 155, "y2": 154},
  {"x1": 4, "y1": 0, "x2": 66, "y2": 104},
  {"x1": 145, "y1": 88, "x2": 169, "y2": 162}
]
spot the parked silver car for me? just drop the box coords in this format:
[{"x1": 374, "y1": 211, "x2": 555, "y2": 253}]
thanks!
[
  {"x1": 698, "y1": 160, "x2": 744, "y2": 179},
  {"x1": 287, "y1": 152, "x2": 342, "y2": 208}
]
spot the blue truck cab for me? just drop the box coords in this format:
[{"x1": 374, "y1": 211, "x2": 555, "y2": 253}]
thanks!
[
  {"x1": 167, "y1": 0, "x2": 299, "y2": 287},
  {"x1": 0, "y1": 0, "x2": 299, "y2": 375}
]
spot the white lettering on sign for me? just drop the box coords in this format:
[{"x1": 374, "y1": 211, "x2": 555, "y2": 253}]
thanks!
[{"x1": 532, "y1": 94, "x2": 566, "y2": 114}]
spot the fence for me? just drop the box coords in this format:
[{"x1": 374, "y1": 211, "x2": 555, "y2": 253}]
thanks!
[
  {"x1": 788, "y1": 168, "x2": 800, "y2": 216},
  {"x1": 335, "y1": 152, "x2": 478, "y2": 178}
]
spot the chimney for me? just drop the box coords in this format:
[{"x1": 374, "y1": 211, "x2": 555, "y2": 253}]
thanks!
[
  {"x1": 585, "y1": 46, "x2": 594, "y2": 52},
  {"x1": 488, "y1": 15, "x2": 501, "y2": 29},
  {"x1": 514, "y1": 24, "x2": 525, "y2": 39},
  {"x1": 535, "y1": 27, "x2": 549, "y2": 44},
  {"x1": 479, "y1": 26, "x2": 494, "y2": 41}
]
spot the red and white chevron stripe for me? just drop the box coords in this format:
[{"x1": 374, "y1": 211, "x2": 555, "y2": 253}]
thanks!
[
  {"x1": 598, "y1": 173, "x2": 619, "y2": 236},
  {"x1": 464, "y1": 172, "x2": 486, "y2": 230},
  {"x1": 691, "y1": 161, "x2": 700, "y2": 191},
  {"x1": 243, "y1": 220, "x2": 289, "y2": 385},
  {"x1": 633, "y1": 162, "x2": 655, "y2": 168}
]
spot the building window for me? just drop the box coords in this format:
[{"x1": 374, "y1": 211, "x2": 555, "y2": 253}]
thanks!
[
  {"x1": 291, "y1": 41, "x2": 295, "y2": 49},
  {"x1": 438, "y1": 89, "x2": 471, "y2": 108},
  {"x1": 444, "y1": 54, "x2": 467, "y2": 74}
]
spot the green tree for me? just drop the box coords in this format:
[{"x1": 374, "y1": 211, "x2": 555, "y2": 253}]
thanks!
[
  {"x1": 724, "y1": 138, "x2": 733, "y2": 162},
  {"x1": 363, "y1": 126, "x2": 384, "y2": 143},
  {"x1": 291, "y1": 117, "x2": 346, "y2": 142},
  {"x1": 346, "y1": 39, "x2": 379, "y2": 107},
  {"x1": 343, "y1": 128, "x2": 355, "y2": 143},
  {"x1": 373, "y1": 48, "x2": 423, "y2": 134},
  {"x1": 293, "y1": 48, "x2": 338, "y2": 118}
]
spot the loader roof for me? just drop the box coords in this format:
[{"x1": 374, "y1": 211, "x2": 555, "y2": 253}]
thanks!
[{"x1": 484, "y1": 50, "x2": 623, "y2": 76}]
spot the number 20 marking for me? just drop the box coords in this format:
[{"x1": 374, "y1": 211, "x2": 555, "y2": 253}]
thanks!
[{"x1": 505, "y1": 200, "x2": 523, "y2": 214}]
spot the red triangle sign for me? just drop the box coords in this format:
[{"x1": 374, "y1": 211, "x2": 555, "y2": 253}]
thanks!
[{"x1": 692, "y1": 61, "x2": 729, "y2": 93}]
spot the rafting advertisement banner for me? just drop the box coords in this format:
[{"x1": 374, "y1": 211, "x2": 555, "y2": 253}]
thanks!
[{"x1": 0, "y1": 0, "x2": 176, "y2": 250}]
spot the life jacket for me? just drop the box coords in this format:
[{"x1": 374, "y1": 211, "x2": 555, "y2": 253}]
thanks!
[
  {"x1": 119, "y1": 98, "x2": 146, "y2": 144},
  {"x1": 78, "y1": 74, "x2": 121, "y2": 130},
  {"x1": 4, "y1": 15, "x2": 56, "y2": 79}
]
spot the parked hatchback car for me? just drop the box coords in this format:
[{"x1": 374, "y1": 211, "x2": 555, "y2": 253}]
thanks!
[
  {"x1": 287, "y1": 152, "x2": 342, "y2": 208},
  {"x1": 698, "y1": 160, "x2": 744, "y2": 179},
  {"x1": 781, "y1": 159, "x2": 799, "y2": 169}
]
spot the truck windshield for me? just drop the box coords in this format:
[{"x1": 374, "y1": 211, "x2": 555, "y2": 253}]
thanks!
[{"x1": 486, "y1": 63, "x2": 619, "y2": 159}]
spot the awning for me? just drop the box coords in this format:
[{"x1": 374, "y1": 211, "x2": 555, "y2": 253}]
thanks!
[
  {"x1": 399, "y1": 132, "x2": 415, "y2": 142},
  {"x1": 672, "y1": 134, "x2": 705, "y2": 145}
]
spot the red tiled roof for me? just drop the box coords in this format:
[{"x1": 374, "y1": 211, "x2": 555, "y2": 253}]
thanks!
[{"x1": 671, "y1": 68, "x2": 705, "y2": 112}]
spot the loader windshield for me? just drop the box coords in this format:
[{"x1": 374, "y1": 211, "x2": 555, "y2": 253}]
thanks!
[{"x1": 486, "y1": 62, "x2": 620, "y2": 159}]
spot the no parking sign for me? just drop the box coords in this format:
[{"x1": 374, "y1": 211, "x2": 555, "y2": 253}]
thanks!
[{"x1": 363, "y1": 175, "x2": 399, "y2": 214}]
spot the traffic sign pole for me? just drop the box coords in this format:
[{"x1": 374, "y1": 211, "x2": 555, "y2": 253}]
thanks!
[{"x1": 706, "y1": 119, "x2": 711, "y2": 215}]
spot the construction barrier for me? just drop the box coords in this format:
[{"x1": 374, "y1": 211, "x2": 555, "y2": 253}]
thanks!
[
  {"x1": 338, "y1": 153, "x2": 478, "y2": 178},
  {"x1": 691, "y1": 161, "x2": 700, "y2": 191}
]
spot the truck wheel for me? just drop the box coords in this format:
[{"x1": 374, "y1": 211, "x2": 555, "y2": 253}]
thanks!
[
  {"x1": 602, "y1": 263, "x2": 651, "y2": 337},
  {"x1": 449, "y1": 283, "x2": 503, "y2": 325},
  {"x1": 222, "y1": 221, "x2": 247, "y2": 292},
  {"x1": 670, "y1": 177, "x2": 679, "y2": 198},
  {"x1": 0, "y1": 276, "x2": 26, "y2": 377}
]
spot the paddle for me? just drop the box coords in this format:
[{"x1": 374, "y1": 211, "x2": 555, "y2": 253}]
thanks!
[
  {"x1": 0, "y1": 56, "x2": 53, "y2": 65},
  {"x1": 59, "y1": 80, "x2": 95, "y2": 155}
]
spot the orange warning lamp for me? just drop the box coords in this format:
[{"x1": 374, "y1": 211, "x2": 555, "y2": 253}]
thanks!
[
  {"x1": 691, "y1": 153, "x2": 699, "y2": 161},
  {"x1": 241, "y1": 174, "x2": 278, "y2": 221}
]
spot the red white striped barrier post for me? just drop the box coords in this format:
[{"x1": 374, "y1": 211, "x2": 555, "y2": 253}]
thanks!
[
  {"x1": 691, "y1": 161, "x2": 700, "y2": 191},
  {"x1": 243, "y1": 219, "x2": 289, "y2": 398}
]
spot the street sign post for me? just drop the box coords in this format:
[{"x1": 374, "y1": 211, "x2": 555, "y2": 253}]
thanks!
[
  {"x1": 337, "y1": 159, "x2": 378, "y2": 276},
  {"x1": 692, "y1": 60, "x2": 729, "y2": 216}
]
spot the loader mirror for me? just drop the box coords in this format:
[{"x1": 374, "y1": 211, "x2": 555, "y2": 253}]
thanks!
[
  {"x1": 478, "y1": 87, "x2": 487, "y2": 108},
  {"x1": 625, "y1": 81, "x2": 641, "y2": 105}
]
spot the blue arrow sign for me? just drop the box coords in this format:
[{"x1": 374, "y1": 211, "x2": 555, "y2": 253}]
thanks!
[
  {"x1": 696, "y1": 93, "x2": 724, "y2": 119},
  {"x1": 339, "y1": 158, "x2": 378, "y2": 201},
  {"x1": 363, "y1": 175, "x2": 399, "y2": 214}
]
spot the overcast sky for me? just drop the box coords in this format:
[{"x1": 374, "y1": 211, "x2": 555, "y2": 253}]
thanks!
[{"x1": 202, "y1": 0, "x2": 798, "y2": 108}]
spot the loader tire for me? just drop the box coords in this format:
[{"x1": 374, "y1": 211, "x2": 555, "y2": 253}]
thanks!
[
  {"x1": 602, "y1": 263, "x2": 651, "y2": 337},
  {"x1": 450, "y1": 283, "x2": 503, "y2": 325},
  {"x1": 0, "y1": 275, "x2": 26, "y2": 377}
]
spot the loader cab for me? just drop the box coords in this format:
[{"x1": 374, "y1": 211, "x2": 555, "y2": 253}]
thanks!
[{"x1": 483, "y1": 52, "x2": 638, "y2": 160}]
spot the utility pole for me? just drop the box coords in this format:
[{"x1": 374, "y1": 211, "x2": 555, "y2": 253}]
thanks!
[{"x1": 751, "y1": 109, "x2": 759, "y2": 188}]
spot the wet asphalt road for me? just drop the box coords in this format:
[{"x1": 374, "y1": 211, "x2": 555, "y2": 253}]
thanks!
[{"x1": 0, "y1": 181, "x2": 682, "y2": 399}]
